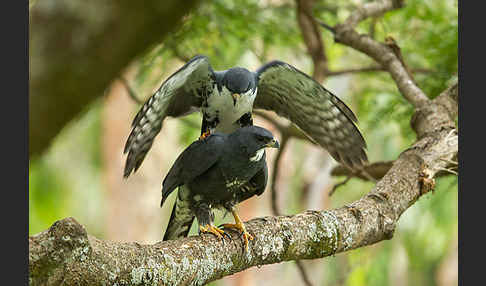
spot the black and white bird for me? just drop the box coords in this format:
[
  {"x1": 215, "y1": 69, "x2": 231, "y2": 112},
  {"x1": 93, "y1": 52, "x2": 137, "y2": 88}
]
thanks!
[
  {"x1": 123, "y1": 55, "x2": 367, "y2": 178},
  {"x1": 161, "y1": 126, "x2": 279, "y2": 249}
]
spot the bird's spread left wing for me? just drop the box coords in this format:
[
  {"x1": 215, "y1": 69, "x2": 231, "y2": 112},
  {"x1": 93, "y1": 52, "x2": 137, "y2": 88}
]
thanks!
[
  {"x1": 255, "y1": 61, "x2": 367, "y2": 169},
  {"x1": 160, "y1": 134, "x2": 225, "y2": 207},
  {"x1": 124, "y1": 55, "x2": 216, "y2": 178}
]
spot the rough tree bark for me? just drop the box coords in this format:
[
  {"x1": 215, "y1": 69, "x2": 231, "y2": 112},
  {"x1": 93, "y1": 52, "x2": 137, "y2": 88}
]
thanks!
[
  {"x1": 29, "y1": 0, "x2": 200, "y2": 158},
  {"x1": 29, "y1": 0, "x2": 458, "y2": 285}
]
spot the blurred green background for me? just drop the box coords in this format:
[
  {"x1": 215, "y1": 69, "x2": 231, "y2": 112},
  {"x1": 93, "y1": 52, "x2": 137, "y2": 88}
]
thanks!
[{"x1": 29, "y1": 0, "x2": 457, "y2": 285}]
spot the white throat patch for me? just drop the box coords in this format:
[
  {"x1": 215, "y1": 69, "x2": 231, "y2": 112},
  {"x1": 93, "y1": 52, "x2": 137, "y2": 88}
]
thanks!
[{"x1": 249, "y1": 149, "x2": 265, "y2": 162}]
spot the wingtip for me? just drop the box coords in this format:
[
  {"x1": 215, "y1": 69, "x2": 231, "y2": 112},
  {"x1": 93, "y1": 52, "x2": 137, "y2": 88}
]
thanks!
[
  {"x1": 123, "y1": 141, "x2": 130, "y2": 154},
  {"x1": 160, "y1": 191, "x2": 169, "y2": 207},
  {"x1": 122, "y1": 162, "x2": 140, "y2": 179},
  {"x1": 123, "y1": 150, "x2": 134, "y2": 178},
  {"x1": 123, "y1": 165, "x2": 133, "y2": 178},
  {"x1": 331, "y1": 147, "x2": 369, "y2": 172}
]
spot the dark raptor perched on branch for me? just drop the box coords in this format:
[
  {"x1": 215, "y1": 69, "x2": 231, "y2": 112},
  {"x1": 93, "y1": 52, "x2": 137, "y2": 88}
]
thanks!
[
  {"x1": 161, "y1": 126, "x2": 279, "y2": 250},
  {"x1": 123, "y1": 55, "x2": 368, "y2": 177}
]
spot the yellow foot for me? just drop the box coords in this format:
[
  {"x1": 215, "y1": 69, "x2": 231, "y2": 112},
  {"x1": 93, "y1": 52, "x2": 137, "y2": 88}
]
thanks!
[
  {"x1": 220, "y1": 210, "x2": 253, "y2": 251},
  {"x1": 199, "y1": 130, "x2": 211, "y2": 140},
  {"x1": 199, "y1": 224, "x2": 227, "y2": 239}
]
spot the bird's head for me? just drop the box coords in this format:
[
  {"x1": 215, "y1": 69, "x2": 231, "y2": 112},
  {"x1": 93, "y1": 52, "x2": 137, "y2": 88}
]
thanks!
[
  {"x1": 222, "y1": 67, "x2": 257, "y2": 106},
  {"x1": 231, "y1": 126, "x2": 279, "y2": 159}
]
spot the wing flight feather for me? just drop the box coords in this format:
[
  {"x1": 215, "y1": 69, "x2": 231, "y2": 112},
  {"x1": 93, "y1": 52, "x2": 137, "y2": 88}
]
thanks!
[
  {"x1": 123, "y1": 55, "x2": 216, "y2": 177},
  {"x1": 255, "y1": 61, "x2": 367, "y2": 169}
]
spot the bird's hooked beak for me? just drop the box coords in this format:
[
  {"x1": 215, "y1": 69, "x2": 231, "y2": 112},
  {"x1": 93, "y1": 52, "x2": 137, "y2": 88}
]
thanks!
[
  {"x1": 265, "y1": 138, "x2": 280, "y2": 149},
  {"x1": 232, "y1": 93, "x2": 240, "y2": 106}
]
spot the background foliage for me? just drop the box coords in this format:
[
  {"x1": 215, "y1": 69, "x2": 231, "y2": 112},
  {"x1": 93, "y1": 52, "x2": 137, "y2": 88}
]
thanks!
[{"x1": 29, "y1": 0, "x2": 457, "y2": 285}]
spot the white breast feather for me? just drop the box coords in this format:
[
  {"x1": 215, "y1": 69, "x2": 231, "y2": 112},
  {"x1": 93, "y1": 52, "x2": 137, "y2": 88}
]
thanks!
[{"x1": 206, "y1": 86, "x2": 257, "y2": 133}]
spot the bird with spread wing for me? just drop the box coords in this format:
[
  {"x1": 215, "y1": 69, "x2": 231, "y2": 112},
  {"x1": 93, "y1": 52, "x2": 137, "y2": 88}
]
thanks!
[{"x1": 123, "y1": 55, "x2": 368, "y2": 178}]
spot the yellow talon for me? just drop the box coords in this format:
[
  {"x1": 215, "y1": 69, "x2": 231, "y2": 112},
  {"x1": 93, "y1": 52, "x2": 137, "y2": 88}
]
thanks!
[
  {"x1": 199, "y1": 224, "x2": 226, "y2": 239},
  {"x1": 220, "y1": 209, "x2": 253, "y2": 251}
]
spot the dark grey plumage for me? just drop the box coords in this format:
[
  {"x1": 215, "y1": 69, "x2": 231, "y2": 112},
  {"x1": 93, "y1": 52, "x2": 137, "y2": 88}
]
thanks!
[
  {"x1": 161, "y1": 126, "x2": 278, "y2": 242},
  {"x1": 218, "y1": 67, "x2": 257, "y2": 95},
  {"x1": 123, "y1": 55, "x2": 367, "y2": 178}
]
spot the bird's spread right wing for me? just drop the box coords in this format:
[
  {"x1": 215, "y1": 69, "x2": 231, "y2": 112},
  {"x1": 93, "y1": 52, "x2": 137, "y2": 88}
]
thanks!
[
  {"x1": 123, "y1": 55, "x2": 216, "y2": 178},
  {"x1": 255, "y1": 61, "x2": 368, "y2": 170},
  {"x1": 160, "y1": 134, "x2": 226, "y2": 207}
]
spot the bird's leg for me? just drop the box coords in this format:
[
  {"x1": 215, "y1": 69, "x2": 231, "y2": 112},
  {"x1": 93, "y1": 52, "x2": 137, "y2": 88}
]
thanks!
[
  {"x1": 196, "y1": 204, "x2": 231, "y2": 242},
  {"x1": 220, "y1": 208, "x2": 254, "y2": 251}
]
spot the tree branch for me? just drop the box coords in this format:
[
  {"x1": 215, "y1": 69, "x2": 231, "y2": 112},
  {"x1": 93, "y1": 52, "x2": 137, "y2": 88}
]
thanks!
[
  {"x1": 343, "y1": 0, "x2": 404, "y2": 28},
  {"x1": 411, "y1": 82, "x2": 458, "y2": 137},
  {"x1": 296, "y1": 0, "x2": 328, "y2": 82},
  {"x1": 29, "y1": 0, "x2": 200, "y2": 158},
  {"x1": 29, "y1": 82, "x2": 458, "y2": 285},
  {"x1": 320, "y1": 0, "x2": 429, "y2": 107},
  {"x1": 29, "y1": 130, "x2": 457, "y2": 284},
  {"x1": 327, "y1": 66, "x2": 436, "y2": 77},
  {"x1": 331, "y1": 159, "x2": 457, "y2": 182}
]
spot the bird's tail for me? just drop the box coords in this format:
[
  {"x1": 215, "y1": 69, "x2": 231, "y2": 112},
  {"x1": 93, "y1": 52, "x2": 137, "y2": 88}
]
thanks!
[{"x1": 163, "y1": 196, "x2": 195, "y2": 241}]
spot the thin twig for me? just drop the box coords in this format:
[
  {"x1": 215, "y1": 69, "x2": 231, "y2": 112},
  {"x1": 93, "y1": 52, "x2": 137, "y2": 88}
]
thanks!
[
  {"x1": 254, "y1": 111, "x2": 316, "y2": 144},
  {"x1": 270, "y1": 136, "x2": 289, "y2": 216},
  {"x1": 118, "y1": 76, "x2": 144, "y2": 105},
  {"x1": 329, "y1": 176, "x2": 353, "y2": 196},
  {"x1": 294, "y1": 260, "x2": 314, "y2": 286},
  {"x1": 436, "y1": 167, "x2": 458, "y2": 176},
  {"x1": 316, "y1": 20, "x2": 336, "y2": 33},
  {"x1": 439, "y1": 158, "x2": 458, "y2": 167},
  {"x1": 254, "y1": 110, "x2": 287, "y2": 131}
]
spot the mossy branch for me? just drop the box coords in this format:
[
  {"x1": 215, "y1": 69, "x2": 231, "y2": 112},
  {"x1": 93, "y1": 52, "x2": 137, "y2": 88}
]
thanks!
[{"x1": 29, "y1": 82, "x2": 457, "y2": 285}]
